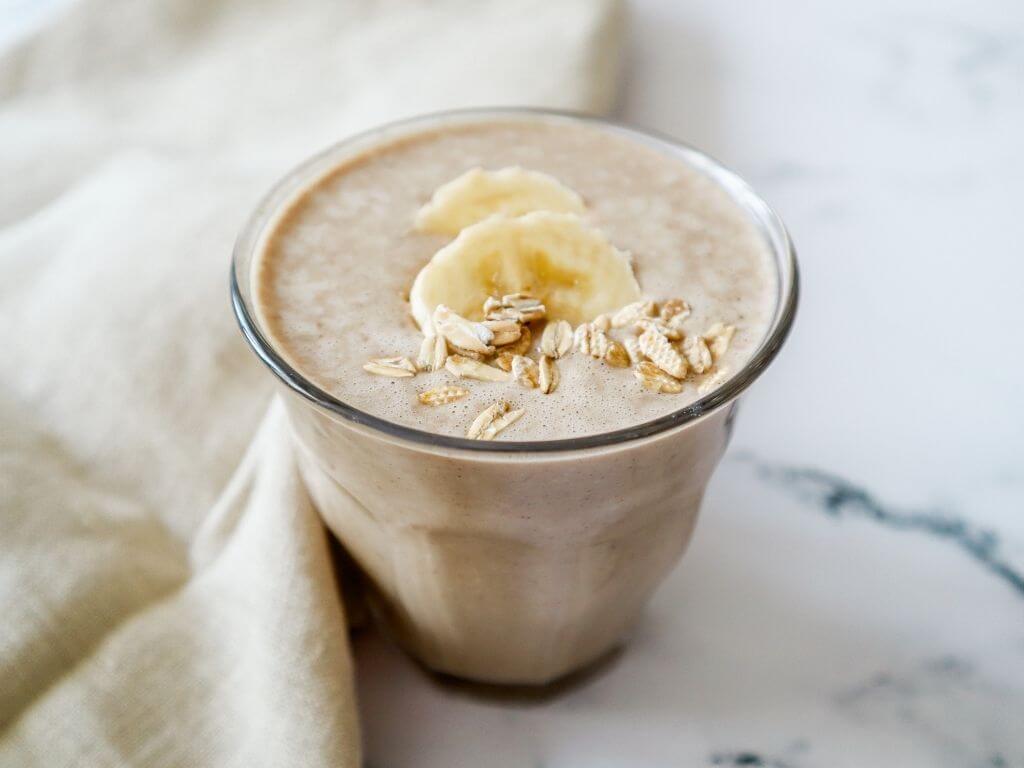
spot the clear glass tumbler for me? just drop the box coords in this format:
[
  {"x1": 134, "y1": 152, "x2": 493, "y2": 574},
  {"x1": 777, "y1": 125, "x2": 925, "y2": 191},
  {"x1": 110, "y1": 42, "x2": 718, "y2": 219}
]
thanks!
[{"x1": 232, "y1": 109, "x2": 798, "y2": 685}]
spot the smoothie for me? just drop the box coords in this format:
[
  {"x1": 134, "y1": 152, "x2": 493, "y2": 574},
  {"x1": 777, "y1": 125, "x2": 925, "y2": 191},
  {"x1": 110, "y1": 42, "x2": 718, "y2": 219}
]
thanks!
[
  {"x1": 236, "y1": 111, "x2": 794, "y2": 684},
  {"x1": 252, "y1": 118, "x2": 777, "y2": 440}
]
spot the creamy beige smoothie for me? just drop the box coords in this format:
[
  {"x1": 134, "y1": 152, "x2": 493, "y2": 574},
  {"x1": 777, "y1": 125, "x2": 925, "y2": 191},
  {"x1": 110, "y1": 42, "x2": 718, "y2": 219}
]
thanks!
[
  {"x1": 253, "y1": 119, "x2": 776, "y2": 439},
  {"x1": 236, "y1": 111, "x2": 795, "y2": 684}
]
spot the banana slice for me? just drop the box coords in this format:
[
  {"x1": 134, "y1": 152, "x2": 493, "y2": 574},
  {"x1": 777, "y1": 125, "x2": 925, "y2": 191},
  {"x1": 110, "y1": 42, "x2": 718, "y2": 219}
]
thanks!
[
  {"x1": 414, "y1": 167, "x2": 585, "y2": 235},
  {"x1": 409, "y1": 212, "x2": 641, "y2": 329}
]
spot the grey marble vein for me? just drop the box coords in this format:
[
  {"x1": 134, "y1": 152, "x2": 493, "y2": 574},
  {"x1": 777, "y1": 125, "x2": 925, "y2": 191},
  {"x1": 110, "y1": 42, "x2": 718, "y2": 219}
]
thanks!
[
  {"x1": 739, "y1": 456, "x2": 1024, "y2": 597},
  {"x1": 709, "y1": 751, "x2": 800, "y2": 767}
]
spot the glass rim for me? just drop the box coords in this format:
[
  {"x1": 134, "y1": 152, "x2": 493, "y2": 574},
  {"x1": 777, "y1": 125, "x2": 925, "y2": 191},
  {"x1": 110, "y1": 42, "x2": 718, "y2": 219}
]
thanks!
[{"x1": 231, "y1": 107, "x2": 800, "y2": 455}]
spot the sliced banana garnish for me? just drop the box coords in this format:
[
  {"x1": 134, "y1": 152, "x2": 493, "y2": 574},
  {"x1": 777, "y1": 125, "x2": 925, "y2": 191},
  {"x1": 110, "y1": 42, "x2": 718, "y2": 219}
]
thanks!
[
  {"x1": 415, "y1": 167, "x2": 585, "y2": 235},
  {"x1": 409, "y1": 212, "x2": 642, "y2": 329}
]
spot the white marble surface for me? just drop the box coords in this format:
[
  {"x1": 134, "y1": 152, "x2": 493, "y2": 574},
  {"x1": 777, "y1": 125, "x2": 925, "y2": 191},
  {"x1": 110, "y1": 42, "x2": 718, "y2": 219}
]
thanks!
[
  {"x1": 5, "y1": 0, "x2": 1019, "y2": 765},
  {"x1": 352, "y1": 1, "x2": 1024, "y2": 766}
]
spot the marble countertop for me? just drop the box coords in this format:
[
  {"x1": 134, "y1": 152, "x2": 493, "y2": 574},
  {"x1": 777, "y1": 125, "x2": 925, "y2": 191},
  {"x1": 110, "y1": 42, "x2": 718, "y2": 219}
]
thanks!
[
  {"x1": 354, "y1": 1, "x2": 1024, "y2": 766},
  {"x1": 4, "y1": 0, "x2": 1017, "y2": 765}
]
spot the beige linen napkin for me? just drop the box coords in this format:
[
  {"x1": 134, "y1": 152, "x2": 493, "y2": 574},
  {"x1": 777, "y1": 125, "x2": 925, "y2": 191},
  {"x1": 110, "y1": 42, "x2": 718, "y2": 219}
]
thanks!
[{"x1": 0, "y1": 0, "x2": 623, "y2": 764}]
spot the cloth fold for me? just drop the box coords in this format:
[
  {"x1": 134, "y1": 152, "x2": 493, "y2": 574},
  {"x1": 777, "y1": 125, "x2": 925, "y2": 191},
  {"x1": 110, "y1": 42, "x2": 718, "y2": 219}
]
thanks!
[{"x1": 0, "y1": 0, "x2": 623, "y2": 764}]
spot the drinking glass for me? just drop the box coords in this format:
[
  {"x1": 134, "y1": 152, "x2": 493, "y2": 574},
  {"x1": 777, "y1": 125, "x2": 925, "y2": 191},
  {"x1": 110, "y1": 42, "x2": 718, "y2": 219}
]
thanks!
[{"x1": 232, "y1": 109, "x2": 798, "y2": 684}]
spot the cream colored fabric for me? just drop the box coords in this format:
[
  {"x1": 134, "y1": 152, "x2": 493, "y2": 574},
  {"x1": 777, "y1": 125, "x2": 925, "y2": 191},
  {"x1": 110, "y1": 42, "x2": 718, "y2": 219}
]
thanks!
[{"x1": 0, "y1": 0, "x2": 623, "y2": 764}]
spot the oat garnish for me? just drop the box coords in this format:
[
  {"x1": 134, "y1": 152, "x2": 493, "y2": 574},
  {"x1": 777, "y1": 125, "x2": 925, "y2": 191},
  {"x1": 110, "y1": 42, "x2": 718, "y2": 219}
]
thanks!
[
  {"x1": 445, "y1": 354, "x2": 511, "y2": 382},
  {"x1": 611, "y1": 300, "x2": 656, "y2": 328},
  {"x1": 703, "y1": 322, "x2": 735, "y2": 360},
  {"x1": 482, "y1": 318, "x2": 523, "y2": 346},
  {"x1": 433, "y1": 304, "x2": 494, "y2": 355},
  {"x1": 503, "y1": 293, "x2": 546, "y2": 320},
  {"x1": 467, "y1": 401, "x2": 524, "y2": 440},
  {"x1": 590, "y1": 329, "x2": 611, "y2": 359},
  {"x1": 638, "y1": 326, "x2": 688, "y2": 379},
  {"x1": 483, "y1": 296, "x2": 502, "y2": 316},
  {"x1": 659, "y1": 298, "x2": 691, "y2": 322},
  {"x1": 666, "y1": 312, "x2": 688, "y2": 338},
  {"x1": 363, "y1": 357, "x2": 417, "y2": 377},
  {"x1": 634, "y1": 361, "x2": 684, "y2": 394},
  {"x1": 574, "y1": 322, "x2": 610, "y2": 359},
  {"x1": 485, "y1": 293, "x2": 546, "y2": 323},
  {"x1": 494, "y1": 324, "x2": 533, "y2": 372},
  {"x1": 505, "y1": 324, "x2": 532, "y2": 355},
  {"x1": 604, "y1": 341, "x2": 630, "y2": 368},
  {"x1": 573, "y1": 323, "x2": 590, "y2": 355},
  {"x1": 447, "y1": 344, "x2": 487, "y2": 361},
  {"x1": 367, "y1": 290, "x2": 727, "y2": 416},
  {"x1": 624, "y1": 336, "x2": 643, "y2": 365},
  {"x1": 698, "y1": 368, "x2": 729, "y2": 395},
  {"x1": 485, "y1": 407, "x2": 525, "y2": 439},
  {"x1": 467, "y1": 402, "x2": 503, "y2": 439},
  {"x1": 682, "y1": 335, "x2": 712, "y2": 374},
  {"x1": 483, "y1": 307, "x2": 519, "y2": 323},
  {"x1": 418, "y1": 385, "x2": 470, "y2": 406},
  {"x1": 416, "y1": 334, "x2": 448, "y2": 372},
  {"x1": 540, "y1": 320, "x2": 574, "y2": 358},
  {"x1": 494, "y1": 351, "x2": 514, "y2": 372},
  {"x1": 539, "y1": 355, "x2": 559, "y2": 394},
  {"x1": 511, "y1": 355, "x2": 539, "y2": 388},
  {"x1": 636, "y1": 317, "x2": 682, "y2": 341},
  {"x1": 495, "y1": 323, "x2": 532, "y2": 372}
]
